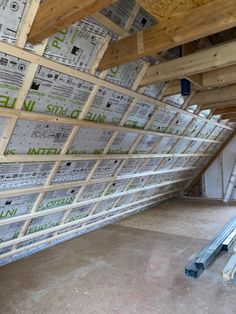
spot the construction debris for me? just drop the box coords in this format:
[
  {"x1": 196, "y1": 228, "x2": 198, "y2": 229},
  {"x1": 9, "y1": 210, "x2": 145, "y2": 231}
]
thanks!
[{"x1": 222, "y1": 247, "x2": 236, "y2": 281}]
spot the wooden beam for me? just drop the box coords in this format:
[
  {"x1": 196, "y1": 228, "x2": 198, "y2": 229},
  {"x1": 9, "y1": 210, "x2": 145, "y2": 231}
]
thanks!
[
  {"x1": 140, "y1": 41, "x2": 236, "y2": 87},
  {"x1": 164, "y1": 64, "x2": 236, "y2": 96},
  {"x1": 190, "y1": 84, "x2": 236, "y2": 105},
  {"x1": 28, "y1": 0, "x2": 115, "y2": 44},
  {"x1": 214, "y1": 106, "x2": 236, "y2": 115},
  {"x1": 163, "y1": 80, "x2": 199, "y2": 96},
  {"x1": 203, "y1": 64, "x2": 236, "y2": 88},
  {"x1": 98, "y1": 0, "x2": 236, "y2": 71},
  {"x1": 92, "y1": 12, "x2": 129, "y2": 38},
  {"x1": 0, "y1": 107, "x2": 221, "y2": 143},
  {"x1": 200, "y1": 100, "x2": 236, "y2": 110},
  {"x1": 221, "y1": 114, "x2": 236, "y2": 120},
  {"x1": 185, "y1": 129, "x2": 236, "y2": 193},
  {"x1": 181, "y1": 41, "x2": 203, "y2": 88}
]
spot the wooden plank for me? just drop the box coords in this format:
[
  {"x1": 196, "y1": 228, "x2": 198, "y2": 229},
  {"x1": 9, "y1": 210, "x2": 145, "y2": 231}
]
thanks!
[
  {"x1": 0, "y1": 153, "x2": 209, "y2": 164},
  {"x1": 221, "y1": 113, "x2": 236, "y2": 120},
  {"x1": 140, "y1": 41, "x2": 236, "y2": 87},
  {"x1": 164, "y1": 79, "x2": 199, "y2": 96},
  {"x1": 16, "y1": 0, "x2": 41, "y2": 47},
  {"x1": 0, "y1": 188, "x2": 179, "y2": 227},
  {"x1": 190, "y1": 84, "x2": 236, "y2": 105},
  {"x1": 91, "y1": 12, "x2": 129, "y2": 38},
  {"x1": 203, "y1": 64, "x2": 236, "y2": 88},
  {"x1": 28, "y1": 0, "x2": 115, "y2": 44},
  {"x1": 0, "y1": 107, "x2": 222, "y2": 143},
  {"x1": 0, "y1": 177, "x2": 189, "y2": 248},
  {"x1": 214, "y1": 106, "x2": 236, "y2": 115},
  {"x1": 222, "y1": 253, "x2": 236, "y2": 280},
  {"x1": 165, "y1": 64, "x2": 236, "y2": 96},
  {"x1": 98, "y1": 0, "x2": 236, "y2": 71},
  {"x1": 0, "y1": 192, "x2": 179, "y2": 260},
  {"x1": 180, "y1": 41, "x2": 203, "y2": 88},
  {"x1": 200, "y1": 100, "x2": 236, "y2": 110},
  {"x1": 185, "y1": 129, "x2": 236, "y2": 193}
]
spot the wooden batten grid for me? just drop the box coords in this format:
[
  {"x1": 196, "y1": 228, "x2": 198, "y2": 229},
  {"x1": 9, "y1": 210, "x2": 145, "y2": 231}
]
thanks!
[{"x1": 0, "y1": 0, "x2": 235, "y2": 259}]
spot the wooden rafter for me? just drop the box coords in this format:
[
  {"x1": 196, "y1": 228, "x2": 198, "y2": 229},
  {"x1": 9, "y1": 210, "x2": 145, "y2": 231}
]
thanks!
[
  {"x1": 140, "y1": 41, "x2": 236, "y2": 87},
  {"x1": 98, "y1": 0, "x2": 236, "y2": 71},
  {"x1": 28, "y1": 0, "x2": 116, "y2": 44}
]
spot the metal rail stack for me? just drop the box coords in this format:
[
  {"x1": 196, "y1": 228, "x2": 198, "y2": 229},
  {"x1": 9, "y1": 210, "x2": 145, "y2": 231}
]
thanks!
[{"x1": 185, "y1": 216, "x2": 236, "y2": 278}]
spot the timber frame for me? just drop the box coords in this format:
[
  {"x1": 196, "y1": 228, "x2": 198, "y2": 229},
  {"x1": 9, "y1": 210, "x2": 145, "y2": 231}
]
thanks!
[{"x1": 0, "y1": 0, "x2": 235, "y2": 263}]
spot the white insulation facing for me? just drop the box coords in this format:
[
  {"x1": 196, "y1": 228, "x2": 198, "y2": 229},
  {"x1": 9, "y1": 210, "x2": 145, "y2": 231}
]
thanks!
[
  {"x1": 0, "y1": 0, "x2": 234, "y2": 265},
  {"x1": 204, "y1": 136, "x2": 236, "y2": 200}
]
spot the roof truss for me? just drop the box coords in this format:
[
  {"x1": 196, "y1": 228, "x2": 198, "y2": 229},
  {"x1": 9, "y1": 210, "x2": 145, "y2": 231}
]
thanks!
[{"x1": 98, "y1": 0, "x2": 236, "y2": 71}]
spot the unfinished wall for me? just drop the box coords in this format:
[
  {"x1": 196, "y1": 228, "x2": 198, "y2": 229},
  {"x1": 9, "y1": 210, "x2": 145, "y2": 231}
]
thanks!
[
  {"x1": 204, "y1": 136, "x2": 236, "y2": 200},
  {"x1": 0, "y1": 0, "x2": 234, "y2": 266}
]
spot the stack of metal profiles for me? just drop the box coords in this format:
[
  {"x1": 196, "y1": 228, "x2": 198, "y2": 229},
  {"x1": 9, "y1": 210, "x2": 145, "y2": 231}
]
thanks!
[{"x1": 185, "y1": 216, "x2": 236, "y2": 278}]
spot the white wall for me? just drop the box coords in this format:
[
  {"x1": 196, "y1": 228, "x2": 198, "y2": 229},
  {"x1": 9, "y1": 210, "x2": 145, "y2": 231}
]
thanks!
[{"x1": 204, "y1": 135, "x2": 236, "y2": 200}]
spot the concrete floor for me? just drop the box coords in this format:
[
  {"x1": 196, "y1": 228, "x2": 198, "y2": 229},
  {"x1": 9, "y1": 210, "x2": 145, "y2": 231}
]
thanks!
[{"x1": 0, "y1": 198, "x2": 236, "y2": 314}]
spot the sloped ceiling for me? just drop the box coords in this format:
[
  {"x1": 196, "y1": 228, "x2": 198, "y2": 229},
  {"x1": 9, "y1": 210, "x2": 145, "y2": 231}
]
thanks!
[{"x1": 0, "y1": 0, "x2": 235, "y2": 265}]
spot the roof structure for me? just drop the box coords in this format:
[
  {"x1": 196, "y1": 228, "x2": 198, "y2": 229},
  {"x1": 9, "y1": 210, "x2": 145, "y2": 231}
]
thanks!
[{"x1": 0, "y1": 0, "x2": 235, "y2": 265}]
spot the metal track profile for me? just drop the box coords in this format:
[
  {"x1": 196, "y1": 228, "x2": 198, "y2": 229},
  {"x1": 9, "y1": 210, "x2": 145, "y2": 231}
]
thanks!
[
  {"x1": 222, "y1": 229, "x2": 236, "y2": 251},
  {"x1": 185, "y1": 216, "x2": 236, "y2": 277},
  {"x1": 194, "y1": 216, "x2": 236, "y2": 269}
]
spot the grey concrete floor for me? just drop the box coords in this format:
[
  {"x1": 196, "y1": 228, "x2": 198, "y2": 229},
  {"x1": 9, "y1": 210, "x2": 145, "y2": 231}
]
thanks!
[{"x1": 0, "y1": 198, "x2": 236, "y2": 314}]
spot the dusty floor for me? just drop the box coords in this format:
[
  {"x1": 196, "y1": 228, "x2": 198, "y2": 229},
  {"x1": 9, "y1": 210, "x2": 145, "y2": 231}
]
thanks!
[{"x1": 0, "y1": 198, "x2": 236, "y2": 314}]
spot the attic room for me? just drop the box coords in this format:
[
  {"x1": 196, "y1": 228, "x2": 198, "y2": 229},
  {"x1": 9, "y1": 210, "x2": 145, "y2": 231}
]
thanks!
[{"x1": 0, "y1": 0, "x2": 236, "y2": 312}]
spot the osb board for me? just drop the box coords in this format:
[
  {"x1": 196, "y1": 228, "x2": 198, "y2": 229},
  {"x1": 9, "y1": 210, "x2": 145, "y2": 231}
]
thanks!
[
  {"x1": 0, "y1": 0, "x2": 231, "y2": 265},
  {"x1": 138, "y1": 0, "x2": 213, "y2": 21}
]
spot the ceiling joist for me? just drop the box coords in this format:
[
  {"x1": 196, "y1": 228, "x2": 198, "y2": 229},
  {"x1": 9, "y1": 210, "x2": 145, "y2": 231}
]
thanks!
[
  {"x1": 214, "y1": 106, "x2": 236, "y2": 115},
  {"x1": 164, "y1": 64, "x2": 236, "y2": 96},
  {"x1": 140, "y1": 41, "x2": 236, "y2": 87},
  {"x1": 199, "y1": 100, "x2": 236, "y2": 110},
  {"x1": 221, "y1": 113, "x2": 236, "y2": 120},
  {"x1": 98, "y1": 0, "x2": 236, "y2": 71},
  {"x1": 190, "y1": 84, "x2": 236, "y2": 106}
]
